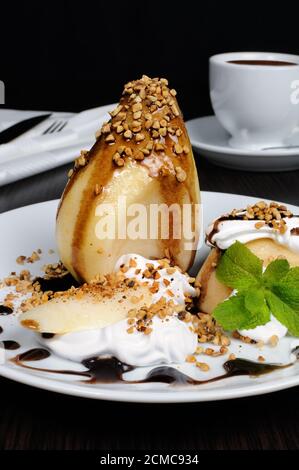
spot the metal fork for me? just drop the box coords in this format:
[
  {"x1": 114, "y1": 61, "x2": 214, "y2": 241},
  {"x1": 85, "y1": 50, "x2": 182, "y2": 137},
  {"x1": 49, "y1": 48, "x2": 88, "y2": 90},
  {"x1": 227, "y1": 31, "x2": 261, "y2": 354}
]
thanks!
[{"x1": 42, "y1": 120, "x2": 68, "y2": 135}]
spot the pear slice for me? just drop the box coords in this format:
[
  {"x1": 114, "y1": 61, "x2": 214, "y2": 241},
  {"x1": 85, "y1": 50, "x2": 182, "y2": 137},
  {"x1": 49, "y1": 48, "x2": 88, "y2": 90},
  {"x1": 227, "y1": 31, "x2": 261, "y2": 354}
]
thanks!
[
  {"x1": 197, "y1": 239, "x2": 299, "y2": 315},
  {"x1": 19, "y1": 284, "x2": 152, "y2": 334},
  {"x1": 56, "y1": 75, "x2": 200, "y2": 282}
]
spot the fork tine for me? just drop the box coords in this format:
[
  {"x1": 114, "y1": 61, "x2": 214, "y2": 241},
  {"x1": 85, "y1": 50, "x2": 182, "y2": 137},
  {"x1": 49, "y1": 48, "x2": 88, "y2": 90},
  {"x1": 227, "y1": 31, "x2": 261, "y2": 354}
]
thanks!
[
  {"x1": 49, "y1": 121, "x2": 64, "y2": 134},
  {"x1": 42, "y1": 119, "x2": 67, "y2": 135},
  {"x1": 43, "y1": 121, "x2": 58, "y2": 135},
  {"x1": 56, "y1": 121, "x2": 67, "y2": 132}
]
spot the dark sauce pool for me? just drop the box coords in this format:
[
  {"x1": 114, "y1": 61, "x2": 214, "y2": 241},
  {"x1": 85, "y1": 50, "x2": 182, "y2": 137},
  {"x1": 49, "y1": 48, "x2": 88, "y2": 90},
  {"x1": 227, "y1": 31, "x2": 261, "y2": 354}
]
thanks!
[
  {"x1": 0, "y1": 305, "x2": 13, "y2": 316},
  {"x1": 3, "y1": 340, "x2": 20, "y2": 350},
  {"x1": 34, "y1": 273, "x2": 79, "y2": 293}
]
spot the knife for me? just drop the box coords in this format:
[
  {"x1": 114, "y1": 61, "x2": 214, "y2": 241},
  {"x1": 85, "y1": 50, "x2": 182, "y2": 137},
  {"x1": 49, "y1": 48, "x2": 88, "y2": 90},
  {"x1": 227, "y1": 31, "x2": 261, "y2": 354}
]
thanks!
[{"x1": 0, "y1": 113, "x2": 52, "y2": 144}]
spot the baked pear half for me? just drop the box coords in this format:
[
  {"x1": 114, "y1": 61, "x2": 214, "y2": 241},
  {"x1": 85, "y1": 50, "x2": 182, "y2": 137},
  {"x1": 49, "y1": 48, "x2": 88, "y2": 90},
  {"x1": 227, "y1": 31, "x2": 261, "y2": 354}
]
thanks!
[
  {"x1": 56, "y1": 76, "x2": 200, "y2": 282},
  {"x1": 197, "y1": 202, "x2": 299, "y2": 314}
]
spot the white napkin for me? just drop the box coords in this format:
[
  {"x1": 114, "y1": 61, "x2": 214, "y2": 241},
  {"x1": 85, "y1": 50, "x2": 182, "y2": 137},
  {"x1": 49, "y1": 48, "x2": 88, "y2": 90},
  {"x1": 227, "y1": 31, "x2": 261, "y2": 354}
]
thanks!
[{"x1": 0, "y1": 104, "x2": 117, "y2": 186}]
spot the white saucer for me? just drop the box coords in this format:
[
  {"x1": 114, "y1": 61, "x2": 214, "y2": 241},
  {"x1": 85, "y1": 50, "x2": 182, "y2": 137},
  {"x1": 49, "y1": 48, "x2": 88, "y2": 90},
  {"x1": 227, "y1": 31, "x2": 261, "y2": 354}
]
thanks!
[{"x1": 186, "y1": 116, "x2": 299, "y2": 172}]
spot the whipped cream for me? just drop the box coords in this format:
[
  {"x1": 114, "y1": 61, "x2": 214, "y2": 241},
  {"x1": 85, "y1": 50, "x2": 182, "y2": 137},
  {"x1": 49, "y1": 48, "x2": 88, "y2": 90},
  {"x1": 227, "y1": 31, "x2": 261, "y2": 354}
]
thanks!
[
  {"x1": 39, "y1": 316, "x2": 198, "y2": 366},
  {"x1": 207, "y1": 217, "x2": 299, "y2": 252},
  {"x1": 229, "y1": 282, "x2": 288, "y2": 343},
  {"x1": 40, "y1": 253, "x2": 198, "y2": 366},
  {"x1": 239, "y1": 314, "x2": 287, "y2": 343},
  {"x1": 115, "y1": 253, "x2": 197, "y2": 305}
]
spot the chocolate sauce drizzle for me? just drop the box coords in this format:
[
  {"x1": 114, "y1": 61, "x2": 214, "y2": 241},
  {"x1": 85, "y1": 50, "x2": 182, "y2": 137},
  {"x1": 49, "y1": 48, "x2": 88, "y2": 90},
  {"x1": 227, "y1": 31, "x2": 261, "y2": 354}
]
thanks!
[
  {"x1": 17, "y1": 348, "x2": 51, "y2": 361},
  {"x1": 3, "y1": 340, "x2": 20, "y2": 350},
  {"x1": 206, "y1": 214, "x2": 242, "y2": 246},
  {"x1": 34, "y1": 273, "x2": 79, "y2": 293},
  {"x1": 10, "y1": 350, "x2": 289, "y2": 386},
  {"x1": 0, "y1": 305, "x2": 13, "y2": 316},
  {"x1": 41, "y1": 333, "x2": 55, "y2": 339}
]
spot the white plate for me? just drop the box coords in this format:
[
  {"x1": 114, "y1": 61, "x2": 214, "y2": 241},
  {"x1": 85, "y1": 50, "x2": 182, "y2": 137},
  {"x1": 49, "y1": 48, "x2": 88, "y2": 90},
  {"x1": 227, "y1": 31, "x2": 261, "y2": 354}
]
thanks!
[
  {"x1": 187, "y1": 116, "x2": 299, "y2": 172},
  {"x1": 0, "y1": 192, "x2": 299, "y2": 403}
]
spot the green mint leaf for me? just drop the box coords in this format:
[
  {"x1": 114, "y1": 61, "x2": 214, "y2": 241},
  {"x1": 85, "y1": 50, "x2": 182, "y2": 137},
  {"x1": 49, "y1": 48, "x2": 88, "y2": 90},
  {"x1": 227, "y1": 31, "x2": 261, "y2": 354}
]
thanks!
[
  {"x1": 263, "y1": 259, "x2": 290, "y2": 287},
  {"x1": 265, "y1": 290, "x2": 299, "y2": 337},
  {"x1": 244, "y1": 288, "x2": 270, "y2": 323},
  {"x1": 272, "y1": 267, "x2": 299, "y2": 311},
  {"x1": 213, "y1": 294, "x2": 251, "y2": 331},
  {"x1": 213, "y1": 242, "x2": 299, "y2": 335},
  {"x1": 216, "y1": 241, "x2": 263, "y2": 291},
  {"x1": 213, "y1": 292, "x2": 269, "y2": 331}
]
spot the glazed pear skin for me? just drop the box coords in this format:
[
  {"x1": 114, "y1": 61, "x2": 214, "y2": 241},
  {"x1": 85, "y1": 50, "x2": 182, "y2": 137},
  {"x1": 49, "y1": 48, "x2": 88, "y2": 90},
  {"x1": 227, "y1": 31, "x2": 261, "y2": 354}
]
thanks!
[
  {"x1": 197, "y1": 239, "x2": 299, "y2": 315},
  {"x1": 57, "y1": 76, "x2": 200, "y2": 282}
]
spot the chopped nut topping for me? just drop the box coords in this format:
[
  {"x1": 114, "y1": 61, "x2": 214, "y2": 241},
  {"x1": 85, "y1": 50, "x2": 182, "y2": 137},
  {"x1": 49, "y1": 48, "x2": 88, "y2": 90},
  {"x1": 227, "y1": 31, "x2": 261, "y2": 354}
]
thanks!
[
  {"x1": 133, "y1": 111, "x2": 142, "y2": 119},
  {"x1": 118, "y1": 145, "x2": 126, "y2": 155},
  {"x1": 255, "y1": 221, "x2": 265, "y2": 229},
  {"x1": 196, "y1": 362, "x2": 210, "y2": 371},
  {"x1": 110, "y1": 104, "x2": 123, "y2": 117},
  {"x1": 186, "y1": 355, "x2": 197, "y2": 363},
  {"x1": 232, "y1": 331, "x2": 256, "y2": 344},
  {"x1": 175, "y1": 166, "x2": 187, "y2": 182},
  {"x1": 269, "y1": 335, "x2": 279, "y2": 347},
  {"x1": 113, "y1": 152, "x2": 125, "y2": 166},
  {"x1": 172, "y1": 104, "x2": 180, "y2": 117},
  {"x1": 94, "y1": 184, "x2": 102, "y2": 196},
  {"x1": 174, "y1": 144, "x2": 183, "y2": 155},
  {"x1": 69, "y1": 76, "x2": 192, "y2": 179},
  {"x1": 124, "y1": 147, "x2": 133, "y2": 157},
  {"x1": 134, "y1": 150, "x2": 145, "y2": 161},
  {"x1": 132, "y1": 102, "x2": 142, "y2": 113},
  {"x1": 105, "y1": 133, "x2": 115, "y2": 144},
  {"x1": 135, "y1": 133, "x2": 145, "y2": 142},
  {"x1": 101, "y1": 123, "x2": 111, "y2": 134},
  {"x1": 225, "y1": 201, "x2": 293, "y2": 234},
  {"x1": 155, "y1": 143, "x2": 164, "y2": 152},
  {"x1": 124, "y1": 130, "x2": 133, "y2": 140},
  {"x1": 16, "y1": 251, "x2": 40, "y2": 265}
]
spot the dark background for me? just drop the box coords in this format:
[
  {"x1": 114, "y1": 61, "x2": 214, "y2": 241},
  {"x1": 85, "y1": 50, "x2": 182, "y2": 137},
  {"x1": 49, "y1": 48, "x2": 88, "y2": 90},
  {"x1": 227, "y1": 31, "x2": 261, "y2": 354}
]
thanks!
[{"x1": 2, "y1": 1, "x2": 299, "y2": 118}]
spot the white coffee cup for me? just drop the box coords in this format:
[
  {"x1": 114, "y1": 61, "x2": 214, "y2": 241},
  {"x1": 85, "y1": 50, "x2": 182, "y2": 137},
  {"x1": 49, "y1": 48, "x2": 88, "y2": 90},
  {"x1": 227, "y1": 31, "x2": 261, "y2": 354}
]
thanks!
[{"x1": 209, "y1": 52, "x2": 299, "y2": 150}]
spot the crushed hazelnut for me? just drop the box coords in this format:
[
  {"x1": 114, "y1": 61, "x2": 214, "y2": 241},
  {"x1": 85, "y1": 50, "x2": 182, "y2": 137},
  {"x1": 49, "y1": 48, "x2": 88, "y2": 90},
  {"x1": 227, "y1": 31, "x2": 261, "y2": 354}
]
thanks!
[
  {"x1": 105, "y1": 133, "x2": 115, "y2": 144},
  {"x1": 196, "y1": 362, "x2": 210, "y2": 372},
  {"x1": 124, "y1": 130, "x2": 133, "y2": 140},
  {"x1": 175, "y1": 166, "x2": 187, "y2": 182}
]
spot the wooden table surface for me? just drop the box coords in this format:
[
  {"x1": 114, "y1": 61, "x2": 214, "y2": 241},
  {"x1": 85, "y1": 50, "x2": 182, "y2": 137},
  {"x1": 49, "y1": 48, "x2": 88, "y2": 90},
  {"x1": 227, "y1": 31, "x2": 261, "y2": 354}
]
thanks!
[{"x1": 1, "y1": 153, "x2": 299, "y2": 450}]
